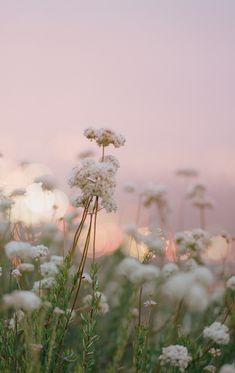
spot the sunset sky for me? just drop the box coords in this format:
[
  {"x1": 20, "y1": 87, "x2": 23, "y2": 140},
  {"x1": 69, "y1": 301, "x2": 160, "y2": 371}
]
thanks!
[{"x1": 1, "y1": 1, "x2": 235, "y2": 232}]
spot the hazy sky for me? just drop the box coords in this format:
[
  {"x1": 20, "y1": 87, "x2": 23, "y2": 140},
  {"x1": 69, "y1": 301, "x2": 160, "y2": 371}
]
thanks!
[{"x1": 1, "y1": 1, "x2": 235, "y2": 232}]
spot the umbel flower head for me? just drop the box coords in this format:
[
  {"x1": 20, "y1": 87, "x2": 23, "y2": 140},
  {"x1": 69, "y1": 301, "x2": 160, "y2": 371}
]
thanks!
[
  {"x1": 84, "y1": 127, "x2": 125, "y2": 148},
  {"x1": 159, "y1": 345, "x2": 192, "y2": 372},
  {"x1": 69, "y1": 128, "x2": 125, "y2": 213}
]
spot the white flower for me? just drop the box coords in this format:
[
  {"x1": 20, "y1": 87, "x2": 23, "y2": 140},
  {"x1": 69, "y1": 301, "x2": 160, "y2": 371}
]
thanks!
[
  {"x1": 162, "y1": 263, "x2": 179, "y2": 278},
  {"x1": 192, "y1": 266, "x2": 214, "y2": 287},
  {"x1": 32, "y1": 277, "x2": 55, "y2": 294},
  {"x1": 185, "y1": 284, "x2": 209, "y2": 312},
  {"x1": 117, "y1": 257, "x2": 160, "y2": 284},
  {"x1": 220, "y1": 365, "x2": 235, "y2": 373},
  {"x1": 50, "y1": 255, "x2": 64, "y2": 266},
  {"x1": 203, "y1": 322, "x2": 230, "y2": 345},
  {"x1": 226, "y1": 276, "x2": 235, "y2": 291},
  {"x1": 40, "y1": 261, "x2": 59, "y2": 278},
  {"x1": 159, "y1": 345, "x2": 192, "y2": 372},
  {"x1": 69, "y1": 157, "x2": 118, "y2": 213},
  {"x1": 3, "y1": 291, "x2": 41, "y2": 311},
  {"x1": 30, "y1": 245, "x2": 49, "y2": 259},
  {"x1": 11, "y1": 269, "x2": 22, "y2": 279},
  {"x1": 84, "y1": 127, "x2": 125, "y2": 148},
  {"x1": 144, "y1": 300, "x2": 157, "y2": 308},
  {"x1": 204, "y1": 365, "x2": 216, "y2": 373},
  {"x1": 82, "y1": 273, "x2": 92, "y2": 284},
  {"x1": 53, "y1": 307, "x2": 65, "y2": 315},
  {"x1": 209, "y1": 348, "x2": 221, "y2": 357},
  {"x1": 5, "y1": 241, "x2": 32, "y2": 260}
]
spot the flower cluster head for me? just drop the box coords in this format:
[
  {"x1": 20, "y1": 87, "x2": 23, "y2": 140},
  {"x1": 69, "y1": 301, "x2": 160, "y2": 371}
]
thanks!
[
  {"x1": 187, "y1": 182, "x2": 214, "y2": 209},
  {"x1": 176, "y1": 167, "x2": 198, "y2": 178},
  {"x1": 84, "y1": 127, "x2": 125, "y2": 148},
  {"x1": 3, "y1": 290, "x2": 41, "y2": 311},
  {"x1": 69, "y1": 157, "x2": 118, "y2": 213},
  {"x1": 159, "y1": 345, "x2": 192, "y2": 372},
  {"x1": 175, "y1": 229, "x2": 211, "y2": 257},
  {"x1": 117, "y1": 257, "x2": 160, "y2": 285},
  {"x1": 83, "y1": 292, "x2": 109, "y2": 314},
  {"x1": 163, "y1": 266, "x2": 213, "y2": 312},
  {"x1": 5, "y1": 241, "x2": 49, "y2": 260},
  {"x1": 203, "y1": 322, "x2": 230, "y2": 345}
]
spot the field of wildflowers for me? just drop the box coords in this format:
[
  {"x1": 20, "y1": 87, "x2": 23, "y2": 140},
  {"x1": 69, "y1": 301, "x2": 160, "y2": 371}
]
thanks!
[{"x1": 0, "y1": 128, "x2": 234, "y2": 373}]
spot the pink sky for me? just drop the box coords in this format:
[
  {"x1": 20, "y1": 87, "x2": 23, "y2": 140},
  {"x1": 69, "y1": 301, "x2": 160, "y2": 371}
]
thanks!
[{"x1": 1, "y1": 1, "x2": 235, "y2": 232}]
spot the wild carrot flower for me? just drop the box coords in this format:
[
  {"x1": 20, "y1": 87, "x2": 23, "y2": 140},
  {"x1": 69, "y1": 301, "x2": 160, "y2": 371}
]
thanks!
[
  {"x1": 203, "y1": 322, "x2": 230, "y2": 345},
  {"x1": 159, "y1": 345, "x2": 192, "y2": 372}
]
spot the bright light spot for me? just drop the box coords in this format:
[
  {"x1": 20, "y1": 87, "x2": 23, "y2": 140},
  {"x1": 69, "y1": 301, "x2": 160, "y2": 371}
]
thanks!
[
  {"x1": 205, "y1": 235, "x2": 229, "y2": 261},
  {"x1": 80, "y1": 212, "x2": 123, "y2": 258}
]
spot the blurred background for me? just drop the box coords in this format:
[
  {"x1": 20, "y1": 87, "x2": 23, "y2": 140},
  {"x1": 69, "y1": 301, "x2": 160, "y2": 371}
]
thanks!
[{"x1": 0, "y1": 0, "x2": 235, "y2": 233}]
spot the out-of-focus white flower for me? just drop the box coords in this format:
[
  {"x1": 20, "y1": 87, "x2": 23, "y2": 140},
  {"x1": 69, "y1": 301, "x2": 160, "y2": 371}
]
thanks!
[
  {"x1": 53, "y1": 307, "x2": 65, "y2": 315},
  {"x1": 220, "y1": 365, "x2": 235, "y2": 373},
  {"x1": 82, "y1": 272, "x2": 92, "y2": 284},
  {"x1": 0, "y1": 266, "x2": 2, "y2": 276},
  {"x1": 209, "y1": 348, "x2": 221, "y2": 357},
  {"x1": 192, "y1": 266, "x2": 214, "y2": 287},
  {"x1": 40, "y1": 261, "x2": 59, "y2": 278},
  {"x1": 159, "y1": 345, "x2": 192, "y2": 372},
  {"x1": 3, "y1": 290, "x2": 41, "y2": 311},
  {"x1": 117, "y1": 257, "x2": 160, "y2": 285},
  {"x1": 226, "y1": 276, "x2": 235, "y2": 291},
  {"x1": 187, "y1": 183, "x2": 207, "y2": 199},
  {"x1": 175, "y1": 229, "x2": 211, "y2": 256},
  {"x1": 162, "y1": 263, "x2": 179, "y2": 278},
  {"x1": 11, "y1": 269, "x2": 22, "y2": 279},
  {"x1": 32, "y1": 277, "x2": 55, "y2": 294},
  {"x1": 144, "y1": 300, "x2": 157, "y2": 308},
  {"x1": 123, "y1": 182, "x2": 136, "y2": 193},
  {"x1": 84, "y1": 128, "x2": 125, "y2": 148},
  {"x1": 203, "y1": 322, "x2": 230, "y2": 345},
  {"x1": 5, "y1": 241, "x2": 32, "y2": 260},
  {"x1": 185, "y1": 284, "x2": 209, "y2": 312},
  {"x1": 34, "y1": 174, "x2": 56, "y2": 191},
  {"x1": 30, "y1": 245, "x2": 49, "y2": 259},
  {"x1": 82, "y1": 292, "x2": 109, "y2": 314},
  {"x1": 204, "y1": 365, "x2": 216, "y2": 373}
]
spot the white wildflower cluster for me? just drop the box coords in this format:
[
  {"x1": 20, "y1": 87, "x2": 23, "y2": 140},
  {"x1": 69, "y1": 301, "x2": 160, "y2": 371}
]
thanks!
[
  {"x1": 5, "y1": 241, "x2": 49, "y2": 260},
  {"x1": 175, "y1": 229, "x2": 211, "y2": 257},
  {"x1": 187, "y1": 182, "x2": 214, "y2": 209},
  {"x1": 69, "y1": 157, "x2": 119, "y2": 213},
  {"x1": 204, "y1": 365, "x2": 216, "y2": 373},
  {"x1": 40, "y1": 255, "x2": 63, "y2": 278},
  {"x1": 163, "y1": 266, "x2": 213, "y2": 312},
  {"x1": 83, "y1": 292, "x2": 109, "y2": 314},
  {"x1": 117, "y1": 257, "x2": 160, "y2": 285},
  {"x1": 84, "y1": 128, "x2": 125, "y2": 148},
  {"x1": 220, "y1": 365, "x2": 235, "y2": 373},
  {"x1": 203, "y1": 322, "x2": 230, "y2": 345},
  {"x1": 159, "y1": 345, "x2": 192, "y2": 372},
  {"x1": 161, "y1": 262, "x2": 179, "y2": 278},
  {"x1": 142, "y1": 183, "x2": 169, "y2": 218},
  {"x1": 3, "y1": 290, "x2": 41, "y2": 311},
  {"x1": 32, "y1": 277, "x2": 56, "y2": 294},
  {"x1": 125, "y1": 224, "x2": 165, "y2": 256},
  {"x1": 226, "y1": 276, "x2": 235, "y2": 291}
]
